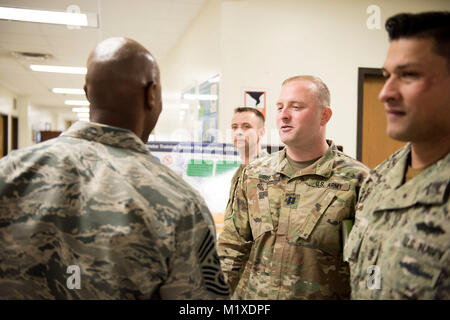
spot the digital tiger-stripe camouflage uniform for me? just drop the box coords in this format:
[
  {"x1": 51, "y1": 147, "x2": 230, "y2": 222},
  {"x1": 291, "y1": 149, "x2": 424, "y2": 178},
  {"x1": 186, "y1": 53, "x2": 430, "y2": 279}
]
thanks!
[
  {"x1": 218, "y1": 141, "x2": 369, "y2": 299},
  {"x1": 0, "y1": 121, "x2": 229, "y2": 299},
  {"x1": 344, "y1": 144, "x2": 450, "y2": 299}
]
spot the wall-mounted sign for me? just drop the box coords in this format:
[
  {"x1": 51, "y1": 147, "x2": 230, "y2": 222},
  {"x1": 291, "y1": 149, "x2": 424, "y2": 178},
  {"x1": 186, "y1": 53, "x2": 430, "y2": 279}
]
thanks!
[{"x1": 243, "y1": 90, "x2": 266, "y2": 118}]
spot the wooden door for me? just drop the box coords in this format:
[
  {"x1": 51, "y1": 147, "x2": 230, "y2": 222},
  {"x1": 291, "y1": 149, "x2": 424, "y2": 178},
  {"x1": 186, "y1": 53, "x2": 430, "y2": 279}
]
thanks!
[
  {"x1": 357, "y1": 69, "x2": 405, "y2": 169},
  {"x1": 0, "y1": 114, "x2": 7, "y2": 157}
]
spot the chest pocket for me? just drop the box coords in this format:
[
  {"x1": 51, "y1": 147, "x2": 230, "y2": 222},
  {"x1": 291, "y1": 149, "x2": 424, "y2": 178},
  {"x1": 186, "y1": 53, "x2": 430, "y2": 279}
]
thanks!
[
  {"x1": 288, "y1": 190, "x2": 342, "y2": 257},
  {"x1": 246, "y1": 178, "x2": 274, "y2": 240}
]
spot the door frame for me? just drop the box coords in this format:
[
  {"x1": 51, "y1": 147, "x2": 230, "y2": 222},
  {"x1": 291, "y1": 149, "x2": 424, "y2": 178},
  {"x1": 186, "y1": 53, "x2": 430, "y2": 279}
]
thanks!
[
  {"x1": 356, "y1": 67, "x2": 383, "y2": 162},
  {"x1": 1, "y1": 113, "x2": 8, "y2": 156}
]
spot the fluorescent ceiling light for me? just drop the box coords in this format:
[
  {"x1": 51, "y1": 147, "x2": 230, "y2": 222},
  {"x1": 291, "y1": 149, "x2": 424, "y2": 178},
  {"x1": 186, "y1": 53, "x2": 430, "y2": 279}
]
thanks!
[
  {"x1": 53, "y1": 88, "x2": 85, "y2": 95},
  {"x1": 65, "y1": 100, "x2": 89, "y2": 106},
  {"x1": 79, "y1": 118, "x2": 89, "y2": 122},
  {"x1": 0, "y1": 6, "x2": 88, "y2": 26},
  {"x1": 30, "y1": 65, "x2": 87, "y2": 74},
  {"x1": 72, "y1": 107, "x2": 89, "y2": 113},
  {"x1": 77, "y1": 112, "x2": 90, "y2": 118}
]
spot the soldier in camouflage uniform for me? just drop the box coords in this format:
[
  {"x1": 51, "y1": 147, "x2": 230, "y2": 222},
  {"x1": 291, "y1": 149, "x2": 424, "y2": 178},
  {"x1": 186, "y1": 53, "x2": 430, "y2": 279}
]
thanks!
[
  {"x1": 218, "y1": 76, "x2": 369, "y2": 299},
  {"x1": 344, "y1": 12, "x2": 450, "y2": 299},
  {"x1": 0, "y1": 37, "x2": 229, "y2": 299},
  {"x1": 227, "y1": 107, "x2": 268, "y2": 209}
]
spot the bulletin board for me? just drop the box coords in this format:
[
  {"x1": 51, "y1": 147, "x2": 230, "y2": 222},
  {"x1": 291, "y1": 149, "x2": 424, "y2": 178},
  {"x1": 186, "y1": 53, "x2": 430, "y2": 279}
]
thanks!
[
  {"x1": 148, "y1": 141, "x2": 240, "y2": 236},
  {"x1": 147, "y1": 141, "x2": 282, "y2": 236}
]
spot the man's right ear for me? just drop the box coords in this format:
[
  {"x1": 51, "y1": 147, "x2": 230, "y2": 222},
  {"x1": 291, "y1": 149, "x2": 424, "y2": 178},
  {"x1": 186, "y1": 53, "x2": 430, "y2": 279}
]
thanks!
[
  {"x1": 84, "y1": 85, "x2": 89, "y2": 102},
  {"x1": 145, "y1": 82, "x2": 156, "y2": 110}
]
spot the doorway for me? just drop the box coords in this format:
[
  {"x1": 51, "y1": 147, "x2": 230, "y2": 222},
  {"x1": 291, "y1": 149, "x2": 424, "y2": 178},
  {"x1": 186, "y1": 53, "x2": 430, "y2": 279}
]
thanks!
[
  {"x1": 357, "y1": 68, "x2": 405, "y2": 169},
  {"x1": 12, "y1": 116, "x2": 18, "y2": 150},
  {"x1": 0, "y1": 114, "x2": 7, "y2": 157}
]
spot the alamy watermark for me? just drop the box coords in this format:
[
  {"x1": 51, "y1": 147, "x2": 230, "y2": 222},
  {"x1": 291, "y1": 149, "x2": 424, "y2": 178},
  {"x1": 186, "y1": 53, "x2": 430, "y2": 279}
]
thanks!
[
  {"x1": 66, "y1": 265, "x2": 81, "y2": 290},
  {"x1": 366, "y1": 5, "x2": 381, "y2": 30},
  {"x1": 366, "y1": 265, "x2": 381, "y2": 290}
]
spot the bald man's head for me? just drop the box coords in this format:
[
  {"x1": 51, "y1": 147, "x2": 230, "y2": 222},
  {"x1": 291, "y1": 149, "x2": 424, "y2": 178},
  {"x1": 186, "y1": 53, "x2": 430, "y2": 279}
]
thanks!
[{"x1": 84, "y1": 37, "x2": 162, "y2": 142}]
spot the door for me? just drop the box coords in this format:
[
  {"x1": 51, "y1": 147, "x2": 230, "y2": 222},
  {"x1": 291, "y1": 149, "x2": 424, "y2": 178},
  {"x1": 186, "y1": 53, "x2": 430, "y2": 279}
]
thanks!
[
  {"x1": 0, "y1": 114, "x2": 7, "y2": 157},
  {"x1": 12, "y1": 116, "x2": 18, "y2": 150},
  {"x1": 357, "y1": 68, "x2": 405, "y2": 169}
]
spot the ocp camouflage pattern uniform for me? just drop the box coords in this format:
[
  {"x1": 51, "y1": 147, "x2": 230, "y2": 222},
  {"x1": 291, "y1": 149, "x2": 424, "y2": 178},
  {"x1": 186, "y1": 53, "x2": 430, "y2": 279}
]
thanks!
[
  {"x1": 0, "y1": 121, "x2": 229, "y2": 300},
  {"x1": 226, "y1": 149, "x2": 269, "y2": 212},
  {"x1": 344, "y1": 144, "x2": 450, "y2": 299},
  {"x1": 218, "y1": 141, "x2": 369, "y2": 299}
]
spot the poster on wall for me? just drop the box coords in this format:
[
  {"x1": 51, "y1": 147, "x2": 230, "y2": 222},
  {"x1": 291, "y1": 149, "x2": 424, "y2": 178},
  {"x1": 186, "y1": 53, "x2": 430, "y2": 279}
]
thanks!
[
  {"x1": 243, "y1": 89, "x2": 266, "y2": 119},
  {"x1": 147, "y1": 141, "x2": 282, "y2": 237},
  {"x1": 148, "y1": 141, "x2": 240, "y2": 236}
]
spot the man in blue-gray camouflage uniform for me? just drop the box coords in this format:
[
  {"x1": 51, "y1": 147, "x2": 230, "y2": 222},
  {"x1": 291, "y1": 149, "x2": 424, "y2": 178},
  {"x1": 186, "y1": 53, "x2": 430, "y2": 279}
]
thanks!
[{"x1": 0, "y1": 37, "x2": 229, "y2": 299}]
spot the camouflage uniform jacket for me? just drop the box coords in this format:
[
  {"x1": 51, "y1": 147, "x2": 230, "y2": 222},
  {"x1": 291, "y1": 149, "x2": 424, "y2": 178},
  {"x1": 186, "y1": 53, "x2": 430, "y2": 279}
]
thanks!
[
  {"x1": 226, "y1": 149, "x2": 270, "y2": 212},
  {"x1": 344, "y1": 144, "x2": 450, "y2": 299},
  {"x1": 218, "y1": 142, "x2": 369, "y2": 299},
  {"x1": 0, "y1": 121, "x2": 229, "y2": 299}
]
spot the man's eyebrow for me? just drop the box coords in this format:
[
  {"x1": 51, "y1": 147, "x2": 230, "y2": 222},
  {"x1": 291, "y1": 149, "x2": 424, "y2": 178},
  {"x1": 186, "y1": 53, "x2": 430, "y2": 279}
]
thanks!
[{"x1": 382, "y1": 63, "x2": 423, "y2": 72}]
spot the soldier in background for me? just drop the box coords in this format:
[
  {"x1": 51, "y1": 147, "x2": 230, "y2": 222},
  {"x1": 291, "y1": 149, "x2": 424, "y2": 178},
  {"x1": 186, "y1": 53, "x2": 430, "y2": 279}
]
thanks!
[
  {"x1": 218, "y1": 75, "x2": 369, "y2": 299},
  {"x1": 0, "y1": 37, "x2": 229, "y2": 299},
  {"x1": 345, "y1": 12, "x2": 450, "y2": 299},
  {"x1": 227, "y1": 107, "x2": 267, "y2": 208}
]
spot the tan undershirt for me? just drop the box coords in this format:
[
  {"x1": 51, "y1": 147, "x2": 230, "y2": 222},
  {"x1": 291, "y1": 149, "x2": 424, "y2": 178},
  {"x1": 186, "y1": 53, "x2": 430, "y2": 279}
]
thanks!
[
  {"x1": 403, "y1": 154, "x2": 426, "y2": 183},
  {"x1": 286, "y1": 154, "x2": 321, "y2": 173},
  {"x1": 404, "y1": 164, "x2": 426, "y2": 183}
]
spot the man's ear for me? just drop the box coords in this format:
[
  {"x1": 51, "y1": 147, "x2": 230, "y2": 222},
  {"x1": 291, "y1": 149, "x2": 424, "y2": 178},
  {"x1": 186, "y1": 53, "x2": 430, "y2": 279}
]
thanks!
[
  {"x1": 84, "y1": 84, "x2": 89, "y2": 102},
  {"x1": 145, "y1": 82, "x2": 156, "y2": 110},
  {"x1": 320, "y1": 107, "x2": 332, "y2": 126},
  {"x1": 258, "y1": 127, "x2": 266, "y2": 140}
]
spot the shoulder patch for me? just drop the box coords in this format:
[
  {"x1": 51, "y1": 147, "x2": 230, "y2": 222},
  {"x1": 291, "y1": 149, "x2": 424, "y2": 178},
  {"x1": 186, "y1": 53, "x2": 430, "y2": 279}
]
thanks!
[{"x1": 198, "y1": 229, "x2": 229, "y2": 296}]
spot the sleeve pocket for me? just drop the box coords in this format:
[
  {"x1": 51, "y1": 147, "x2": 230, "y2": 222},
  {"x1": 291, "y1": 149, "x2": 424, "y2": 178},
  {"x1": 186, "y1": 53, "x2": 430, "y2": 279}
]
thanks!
[{"x1": 248, "y1": 182, "x2": 274, "y2": 240}]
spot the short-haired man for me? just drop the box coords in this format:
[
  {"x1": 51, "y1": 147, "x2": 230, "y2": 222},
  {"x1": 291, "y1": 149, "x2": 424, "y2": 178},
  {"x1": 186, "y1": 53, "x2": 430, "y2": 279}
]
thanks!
[
  {"x1": 227, "y1": 107, "x2": 267, "y2": 204},
  {"x1": 345, "y1": 11, "x2": 450, "y2": 299},
  {"x1": 0, "y1": 37, "x2": 229, "y2": 299},
  {"x1": 218, "y1": 75, "x2": 369, "y2": 299}
]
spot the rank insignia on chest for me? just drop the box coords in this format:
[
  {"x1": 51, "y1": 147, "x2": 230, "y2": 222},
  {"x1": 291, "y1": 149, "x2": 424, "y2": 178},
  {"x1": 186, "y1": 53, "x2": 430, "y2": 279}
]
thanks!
[{"x1": 284, "y1": 193, "x2": 300, "y2": 208}]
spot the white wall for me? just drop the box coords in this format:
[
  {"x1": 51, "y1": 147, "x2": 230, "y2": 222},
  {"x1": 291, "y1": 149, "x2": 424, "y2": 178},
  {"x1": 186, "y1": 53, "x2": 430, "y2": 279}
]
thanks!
[
  {"x1": 0, "y1": 83, "x2": 67, "y2": 151},
  {"x1": 160, "y1": 0, "x2": 450, "y2": 157},
  {"x1": 157, "y1": 0, "x2": 221, "y2": 141}
]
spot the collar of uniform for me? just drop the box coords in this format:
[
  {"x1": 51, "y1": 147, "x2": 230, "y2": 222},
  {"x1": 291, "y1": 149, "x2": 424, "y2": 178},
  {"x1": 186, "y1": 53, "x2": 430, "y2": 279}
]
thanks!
[
  {"x1": 258, "y1": 149, "x2": 269, "y2": 159},
  {"x1": 374, "y1": 144, "x2": 450, "y2": 210},
  {"x1": 275, "y1": 141, "x2": 336, "y2": 179},
  {"x1": 61, "y1": 121, "x2": 150, "y2": 155}
]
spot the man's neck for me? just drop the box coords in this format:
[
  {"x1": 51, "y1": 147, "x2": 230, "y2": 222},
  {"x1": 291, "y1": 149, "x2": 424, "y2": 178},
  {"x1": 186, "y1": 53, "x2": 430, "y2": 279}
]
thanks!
[
  {"x1": 410, "y1": 137, "x2": 450, "y2": 169},
  {"x1": 285, "y1": 139, "x2": 329, "y2": 162}
]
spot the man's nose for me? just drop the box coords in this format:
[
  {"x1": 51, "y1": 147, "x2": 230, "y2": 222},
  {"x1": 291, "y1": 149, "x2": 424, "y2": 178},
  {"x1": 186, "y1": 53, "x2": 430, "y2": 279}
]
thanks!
[
  {"x1": 235, "y1": 128, "x2": 243, "y2": 135},
  {"x1": 279, "y1": 106, "x2": 290, "y2": 120},
  {"x1": 379, "y1": 77, "x2": 400, "y2": 103}
]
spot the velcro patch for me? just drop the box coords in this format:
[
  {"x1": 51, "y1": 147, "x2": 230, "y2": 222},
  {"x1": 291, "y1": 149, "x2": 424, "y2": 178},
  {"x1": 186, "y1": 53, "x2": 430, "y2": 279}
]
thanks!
[
  {"x1": 198, "y1": 229, "x2": 230, "y2": 296},
  {"x1": 306, "y1": 180, "x2": 350, "y2": 191}
]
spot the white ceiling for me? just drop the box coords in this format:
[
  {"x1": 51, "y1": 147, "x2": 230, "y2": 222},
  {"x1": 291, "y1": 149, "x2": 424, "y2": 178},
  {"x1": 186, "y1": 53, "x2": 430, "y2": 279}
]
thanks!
[{"x1": 0, "y1": 0, "x2": 208, "y2": 112}]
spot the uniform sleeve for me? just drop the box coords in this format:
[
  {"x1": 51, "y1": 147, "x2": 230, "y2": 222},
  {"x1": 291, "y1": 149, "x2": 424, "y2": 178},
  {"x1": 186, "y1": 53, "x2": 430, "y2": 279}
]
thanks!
[
  {"x1": 217, "y1": 167, "x2": 253, "y2": 294},
  {"x1": 224, "y1": 165, "x2": 243, "y2": 215},
  {"x1": 159, "y1": 200, "x2": 230, "y2": 299}
]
